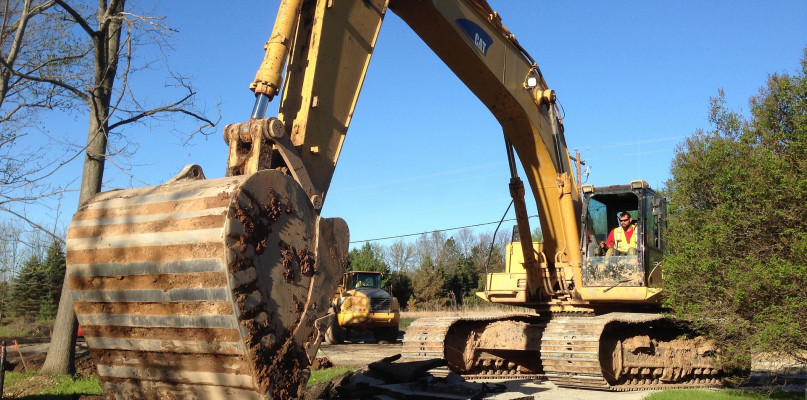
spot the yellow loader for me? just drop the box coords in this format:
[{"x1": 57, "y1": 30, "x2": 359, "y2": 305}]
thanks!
[{"x1": 324, "y1": 271, "x2": 400, "y2": 345}]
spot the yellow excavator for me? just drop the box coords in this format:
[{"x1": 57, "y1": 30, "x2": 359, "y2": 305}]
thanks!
[{"x1": 65, "y1": 0, "x2": 722, "y2": 398}]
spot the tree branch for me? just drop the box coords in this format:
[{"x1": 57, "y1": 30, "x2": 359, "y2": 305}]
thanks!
[
  {"x1": 52, "y1": 0, "x2": 96, "y2": 38},
  {"x1": 108, "y1": 87, "x2": 207, "y2": 131},
  {"x1": 0, "y1": 206, "x2": 66, "y2": 245},
  {"x1": 0, "y1": 55, "x2": 90, "y2": 102}
]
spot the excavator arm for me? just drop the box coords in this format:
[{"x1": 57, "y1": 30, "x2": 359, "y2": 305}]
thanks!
[{"x1": 229, "y1": 0, "x2": 582, "y2": 302}]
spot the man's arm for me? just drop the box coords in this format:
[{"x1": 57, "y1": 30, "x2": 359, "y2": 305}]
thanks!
[{"x1": 601, "y1": 229, "x2": 616, "y2": 249}]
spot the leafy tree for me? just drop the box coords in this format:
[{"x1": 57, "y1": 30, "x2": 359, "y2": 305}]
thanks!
[
  {"x1": 663, "y1": 48, "x2": 807, "y2": 370},
  {"x1": 470, "y1": 239, "x2": 505, "y2": 287},
  {"x1": 347, "y1": 242, "x2": 389, "y2": 273},
  {"x1": 531, "y1": 227, "x2": 543, "y2": 242}
]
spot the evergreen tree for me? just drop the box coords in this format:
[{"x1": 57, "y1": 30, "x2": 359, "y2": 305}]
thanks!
[
  {"x1": 348, "y1": 243, "x2": 389, "y2": 274},
  {"x1": 347, "y1": 242, "x2": 392, "y2": 287},
  {"x1": 410, "y1": 257, "x2": 446, "y2": 309},
  {"x1": 41, "y1": 242, "x2": 66, "y2": 320},
  {"x1": 440, "y1": 238, "x2": 477, "y2": 305},
  {"x1": 6, "y1": 255, "x2": 48, "y2": 318},
  {"x1": 387, "y1": 271, "x2": 413, "y2": 310},
  {"x1": 663, "y1": 48, "x2": 807, "y2": 369}
]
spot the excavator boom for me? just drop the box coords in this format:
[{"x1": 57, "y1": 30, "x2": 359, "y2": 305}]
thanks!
[{"x1": 233, "y1": 0, "x2": 582, "y2": 299}]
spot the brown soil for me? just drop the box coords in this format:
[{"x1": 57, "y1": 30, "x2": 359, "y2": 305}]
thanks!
[
  {"x1": 67, "y1": 242, "x2": 222, "y2": 264},
  {"x1": 3, "y1": 345, "x2": 95, "y2": 375},
  {"x1": 73, "y1": 300, "x2": 234, "y2": 316},
  {"x1": 68, "y1": 271, "x2": 227, "y2": 291}
]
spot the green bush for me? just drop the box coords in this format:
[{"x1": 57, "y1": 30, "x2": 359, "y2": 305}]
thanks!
[{"x1": 663, "y1": 48, "x2": 807, "y2": 370}]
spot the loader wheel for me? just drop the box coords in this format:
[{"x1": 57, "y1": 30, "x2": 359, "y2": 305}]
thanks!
[
  {"x1": 373, "y1": 326, "x2": 399, "y2": 344},
  {"x1": 325, "y1": 321, "x2": 346, "y2": 345}
]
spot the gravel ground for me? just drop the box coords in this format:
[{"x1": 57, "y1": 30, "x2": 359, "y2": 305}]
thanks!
[
  {"x1": 4, "y1": 333, "x2": 804, "y2": 400},
  {"x1": 319, "y1": 341, "x2": 652, "y2": 399}
]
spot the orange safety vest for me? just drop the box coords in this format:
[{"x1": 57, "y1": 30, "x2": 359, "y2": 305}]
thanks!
[{"x1": 613, "y1": 226, "x2": 636, "y2": 253}]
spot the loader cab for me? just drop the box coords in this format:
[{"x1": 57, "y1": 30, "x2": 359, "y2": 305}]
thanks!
[
  {"x1": 346, "y1": 271, "x2": 382, "y2": 289},
  {"x1": 580, "y1": 181, "x2": 667, "y2": 289}
]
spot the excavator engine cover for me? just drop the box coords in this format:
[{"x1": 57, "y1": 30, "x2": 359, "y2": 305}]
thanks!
[{"x1": 66, "y1": 169, "x2": 348, "y2": 399}]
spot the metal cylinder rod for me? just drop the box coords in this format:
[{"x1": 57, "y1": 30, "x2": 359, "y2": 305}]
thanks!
[
  {"x1": 503, "y1": 133, "x2": 543, "y2": 298},
  {"x1": 504, "y1": 135, "x2": 519, "y2": 179},
  {"x1": 548, "y1": 105, "x2": 567, "y2": 174},
  {"x1": 251, "y1": 93, "x2": 271, "y2": 120}
]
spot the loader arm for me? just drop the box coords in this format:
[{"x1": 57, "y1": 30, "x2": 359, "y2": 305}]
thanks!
[{"x1": 235, "y1": 0, "x2": 583, "y2": 301}]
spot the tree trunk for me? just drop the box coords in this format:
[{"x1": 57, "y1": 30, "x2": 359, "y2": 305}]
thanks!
[
  {"x1": 40, "y1": 0, "x2": 125, "y2": 376},
  {"x1": 39, "y1": 279, "x2": 77, "y2": 375}
]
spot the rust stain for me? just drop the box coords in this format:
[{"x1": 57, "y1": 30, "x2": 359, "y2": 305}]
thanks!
[
  {"x1": 68, "y1": 214, "x2": 225, "y2": 239},
  {"x1": 74, "y1": 301, "x2": 234, "y2": 316},
  {"x1": 73, "y1": 196, "x2": 230, "y2": 221},
  {"x1": 80, "y1": 325, "x2": 242, "y2": 342},
  {"x1": 68, "y1": 272, "x2": 227, "y2": 291},
  {"x1": 67, "y1": 242, "x2": 222, "y2": 265},
  {"x1": 93, "y1": 350, "x2": 250, "y2": 374}
]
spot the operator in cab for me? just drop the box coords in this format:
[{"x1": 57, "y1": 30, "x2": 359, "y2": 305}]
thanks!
[{"x1": 599, "y1": 211, "x2": 637, "y2": 256}]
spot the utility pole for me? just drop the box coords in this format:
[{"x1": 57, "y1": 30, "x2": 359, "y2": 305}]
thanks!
[{"x1": 570, "y1": 148, "x2": 586, "y2": 198}]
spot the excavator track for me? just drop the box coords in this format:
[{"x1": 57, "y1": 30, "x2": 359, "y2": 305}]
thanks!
[
  {"x1": 542, "y1": 313, "x2": 724, "y2": 391},
  {"x1": 402, "y1": 314, "x2": 545, "y2": 378},
  {"x1": 67, "y1": 169, "x2": 347, "y2": 399},
  {"x1": 403, "y1": 313, "x2": 724, "y2": 391}
]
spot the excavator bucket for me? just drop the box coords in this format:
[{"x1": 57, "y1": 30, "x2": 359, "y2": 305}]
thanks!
[{"x1": 66, "y1": 169, "x2": 348, "y2": 399}]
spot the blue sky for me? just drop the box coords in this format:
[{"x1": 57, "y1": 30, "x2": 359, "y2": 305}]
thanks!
[{"x1": 22, "y1": 1, "x2": 807, "y2": 248}]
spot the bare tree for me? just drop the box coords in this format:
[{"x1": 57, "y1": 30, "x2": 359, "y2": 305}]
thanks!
[
  {"x1": 385, "y1": 240, "x2": 415, "y2": 274},
  {"x1": 0, "y1": 0, "x2": 86, "y2": 227},
  {"x1": 0, "y1": 220, "x2": 26, "y2": 320},
  {"x1": 6, "y1": 0, "x2": 220, "y2": 375},
  {"x1": 454, "y1": 227, "x2": 475, "y2": 259}
]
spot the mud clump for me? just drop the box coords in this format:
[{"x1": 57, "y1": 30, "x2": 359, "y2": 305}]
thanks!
[{"x1": 311, "y1": 356, "x2": 334, "y2": 370}]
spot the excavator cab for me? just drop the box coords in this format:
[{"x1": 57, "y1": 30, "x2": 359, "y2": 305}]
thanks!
[{"x1": 580, "y1": 181, "x2": 667, "y2": 290}]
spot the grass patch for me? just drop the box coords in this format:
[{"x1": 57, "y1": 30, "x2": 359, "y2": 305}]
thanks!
[
  {"x1": 308, "y1": 366, "x2": 355, "y2": 386},
  {"x1": 0, "y1": 317, "x2": 53, "y2": 338},
  {"x1": 646, "y1": 388, "x2": 803, "y2": 400},
  {"x1": 46, "y1": 375, "x2": 101, "y2": 396},
  {"x1": 399, "y1": 317, "x2": 415, "y2": 332},
  {"x1": 2, "y1": 371, "x2": 38, "y2": 387},
  {"x1": 1, "y1": 371, "x2": 101, "y2": 399}
]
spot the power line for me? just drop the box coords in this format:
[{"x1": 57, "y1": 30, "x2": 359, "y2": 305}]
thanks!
[
  {"x1": 350, "y1": 215, "x2": 539, "y2": 244},
  {"x1": 577, "y1": 135, "x2": 684, "y2": 151}
]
